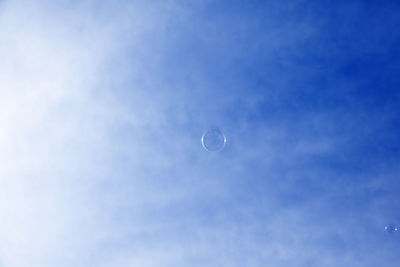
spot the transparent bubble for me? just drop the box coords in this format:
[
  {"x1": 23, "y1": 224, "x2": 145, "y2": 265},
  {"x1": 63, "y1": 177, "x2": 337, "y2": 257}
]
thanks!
[
  {"x1": 385, "y1": 224, "x2": 398, "y2": 234},
  {"x1": 201, "y1": 129, "x2": 226, "y2": 152}
]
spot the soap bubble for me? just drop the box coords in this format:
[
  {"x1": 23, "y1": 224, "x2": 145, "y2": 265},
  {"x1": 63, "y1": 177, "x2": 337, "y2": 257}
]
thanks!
[
  {"x1": 201, "y1": 129, "x2": 226, "y2": 152},
  {"x1": 385, "y1": 224, "x2": 398, "y2": 234}
]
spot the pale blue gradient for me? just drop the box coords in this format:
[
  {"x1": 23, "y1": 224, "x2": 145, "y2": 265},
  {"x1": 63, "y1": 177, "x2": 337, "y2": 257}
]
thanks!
[{"x1": 1, "y1": 0, "x2": 400, "y2": 266}]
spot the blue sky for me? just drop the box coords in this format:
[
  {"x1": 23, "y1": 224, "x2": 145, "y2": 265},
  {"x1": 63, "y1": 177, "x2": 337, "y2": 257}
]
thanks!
[{"x1": 1, "y1": 0, "x2": 400, "y2": 266}]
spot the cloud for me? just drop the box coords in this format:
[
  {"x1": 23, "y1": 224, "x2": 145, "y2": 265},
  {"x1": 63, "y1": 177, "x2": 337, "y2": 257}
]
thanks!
[{"x1": 0, "y1": 1, "x2": 131, "y2": 266}]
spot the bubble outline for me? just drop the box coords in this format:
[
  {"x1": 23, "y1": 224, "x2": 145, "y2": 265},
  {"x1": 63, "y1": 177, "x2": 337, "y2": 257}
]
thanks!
[{"x1": 201, "y1": 129, "x2": 227, "y2": 152}]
